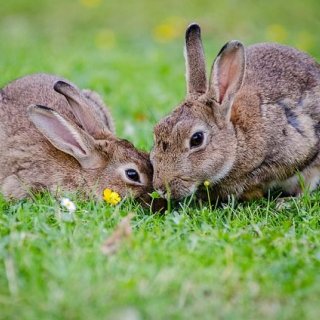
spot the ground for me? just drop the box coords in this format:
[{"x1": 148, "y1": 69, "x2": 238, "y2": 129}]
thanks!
[{"x1": 0, "y1": 0, "x2": 320, "y2": 319}]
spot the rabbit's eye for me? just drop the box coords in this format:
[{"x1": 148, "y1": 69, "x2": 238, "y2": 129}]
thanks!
[
  {"x1": 125, "y1": 169, "x2": 141, "y2": 183},
  {"x1": 190, "y1": 131, "x2": 204, "y2": 148}
]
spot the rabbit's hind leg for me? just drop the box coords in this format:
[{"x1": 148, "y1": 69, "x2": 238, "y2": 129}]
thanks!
[
  {"x1": 279, "y1": 161, "x2": 320, "y2": 196},
  {"x1": 1, "y1": 175, "x2": 31, "y2": 199}
]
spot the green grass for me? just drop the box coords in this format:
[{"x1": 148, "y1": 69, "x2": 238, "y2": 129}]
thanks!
[{"x1": 1, "y1": 0, "x2": 320, "y2": 319}]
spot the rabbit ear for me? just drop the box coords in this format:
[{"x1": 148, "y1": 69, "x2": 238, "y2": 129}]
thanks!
[
  {"x1": 185, "y1": 23, "x2": 207, "y2": 97},
  {"x1": 54, "y1": 81, "x2": 112, "y2": 139},
  {"x1": 28, "y1": 105, "x2": 102, "y2": 169},
  {"x1": 208, "y1": 40, "x2": 246, "y2": 116},
  {"x1": 81, "y1": 89, "x2": 115, "y2": 134}
]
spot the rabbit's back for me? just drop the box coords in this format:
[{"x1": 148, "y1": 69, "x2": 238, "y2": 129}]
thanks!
[
  {"x1": 0, "y1": 74, "x2": 79, "y2": 137},
  {"x1": 244, "y1": 43, "x2": 320, "y2": 104},
  {"x1": 232, "y1": 43, "x2": 320, "y2": 140}
]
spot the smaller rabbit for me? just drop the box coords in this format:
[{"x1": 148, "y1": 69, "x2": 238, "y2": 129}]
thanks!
[
  {"x1": 0, "y1": 73, "x2": 153, "y2": 203},
  {"x1": 151, "y1": 23, "x2": 320, "y2": 201}
]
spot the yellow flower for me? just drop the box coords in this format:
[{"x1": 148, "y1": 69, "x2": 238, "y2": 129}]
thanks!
[
  {"x1": 80, "y1": 0, "x2": 101, "y2": 8},
  {"x1": 153, "y1": 16, "x2": 186, "y2": 43},
  {"x1": 94, "y1": 29, "x2": 116, "y2": 50},
  {"x1": 103, "y1": 188, "x2": 121, "y2": 205},
  {"x1": 204, "y1": 180, "x2": 210, "y2": 187},
  {"x1": 266, "y1": 24, "x2": 288, "y2": 43}
]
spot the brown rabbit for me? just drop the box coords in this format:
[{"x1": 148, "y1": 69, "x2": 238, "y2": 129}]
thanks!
[
  {"x1": 151, "y1": 23, "x2": 320, "y2": 201},
  {"x1": 0, "y1": 73, "x2": 153, "y2": 201}
]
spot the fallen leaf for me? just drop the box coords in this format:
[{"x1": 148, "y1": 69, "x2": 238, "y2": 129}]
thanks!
[{"x1": 101, "y1": 213, "x2": 134, "y2": 256}]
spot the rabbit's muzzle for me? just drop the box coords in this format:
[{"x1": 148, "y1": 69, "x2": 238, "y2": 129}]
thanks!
[{"x1": 153, "y1": 176, "x2": 197, "y2": 200}]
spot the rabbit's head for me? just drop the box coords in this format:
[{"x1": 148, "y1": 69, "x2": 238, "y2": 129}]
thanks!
[
  {"x1": 28, "y1": 81, "x2": 153, "y2": 201},
  {"x1": 151, "y1": 24, "x2": 246, "y2": 199}
]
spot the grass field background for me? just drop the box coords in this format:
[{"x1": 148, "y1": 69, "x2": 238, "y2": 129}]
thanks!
[{"x1": 1, "y1": 0, "x2": 320, "y2": 319}]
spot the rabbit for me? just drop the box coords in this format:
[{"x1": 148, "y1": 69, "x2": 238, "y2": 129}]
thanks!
[
  {"x1": 150, "y1": 23, "x2": 320, "y2": 201},
  {"x1": 0, "y1": 73, "x2": 154, "y2": 202}
]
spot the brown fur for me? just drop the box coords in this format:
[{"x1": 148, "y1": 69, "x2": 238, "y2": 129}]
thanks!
[
  {"x1": 151, "y1": 24, "x2": 320, "y2": 201},
  {"x1": 0, "y1": 73, "x2": 153, "y2": 200}
]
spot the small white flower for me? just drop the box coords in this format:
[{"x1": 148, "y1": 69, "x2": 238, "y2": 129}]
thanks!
[{"x1": 60, "y1": 198, "x2": 76, "y2": 213}]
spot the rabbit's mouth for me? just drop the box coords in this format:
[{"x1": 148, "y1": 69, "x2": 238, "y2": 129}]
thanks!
[{"x1": 153, "y1": 177, "x2": 198, "y2": 201}]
